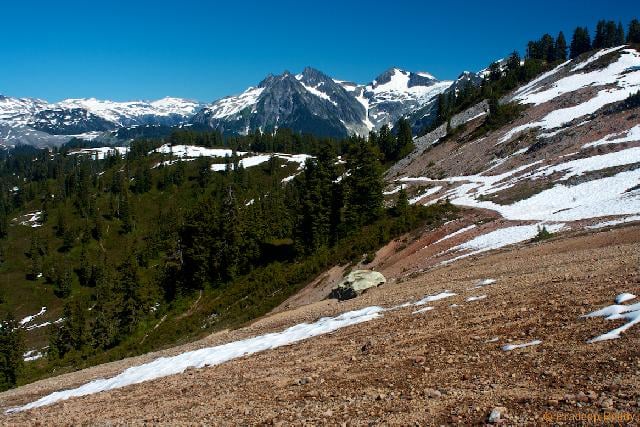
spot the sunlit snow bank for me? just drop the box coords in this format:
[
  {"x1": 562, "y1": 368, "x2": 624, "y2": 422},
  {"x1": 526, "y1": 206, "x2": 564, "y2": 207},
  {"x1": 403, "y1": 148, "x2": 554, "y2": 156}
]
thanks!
[
  {"x1": 68, "y1": 147, "x2": 129, "y2": 160},
  {"x1": 582, "y1": 125, "x2": 640, "y2": 148},
  {"x1": 501, "y1": 340, "x2": 542, "y2": 351},
  {"x1": 153, "y1": 144, "x2": 243, "y2": 158},
  {"x1": 583, "y1": 295, "x2": 640, "y2": 343},
  {"x1": 209, "y1": 153, "x2": 310, "y2": 172},
  {"x1": 19, "y1": 307, "x2": 46, "y2": 326},
  {"x1": 403, "y1": 145, "x2": 640, "y2": 223},
  {"x1": 10, "y1": 289, "x2": 462, "y2": 413},
  {"x1": 150, "y1": 144, "x2": 310, "y2": 172},
  {"x1": 22, "y1": 350, "x2": 43, "y2": 362},
  {"x1": 8, "y1": 306, "x2": 384, "y2": 413},
  {"x1": 442, "y1": 223, "x2": 565, "y2": 264},
  {"x1": 502, "y1": 48, "x2": 640, "y2": 143}
]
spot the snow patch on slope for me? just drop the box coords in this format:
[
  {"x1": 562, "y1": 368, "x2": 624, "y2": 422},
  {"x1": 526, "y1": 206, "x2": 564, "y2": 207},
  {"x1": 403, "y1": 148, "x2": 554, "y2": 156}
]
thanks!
[{"x1": 9, "y1": 306, "x2": 384, "y2": 412}]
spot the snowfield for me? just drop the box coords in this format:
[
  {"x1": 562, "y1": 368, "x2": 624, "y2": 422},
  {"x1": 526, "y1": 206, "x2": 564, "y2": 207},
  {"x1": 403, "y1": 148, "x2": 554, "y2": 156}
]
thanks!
[
  {"x1": 9, "y1": 289, "x2": 461, "y2": 412},
  {"x1": 502, "y1": 48, "x2": 640, "y2": 143},
  {"x1": 149, "y1": 144, "x2": 311, "y2": 172},
  {"x1": 9, "y1": 306, "x2": 385, "y2": 412}
]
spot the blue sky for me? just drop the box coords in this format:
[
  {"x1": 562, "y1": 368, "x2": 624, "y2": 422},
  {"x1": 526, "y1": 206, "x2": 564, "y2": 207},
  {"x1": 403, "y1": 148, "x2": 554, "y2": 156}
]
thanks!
[{"x1": 1, "y1": 0, "x2": 635, "y2": 102}]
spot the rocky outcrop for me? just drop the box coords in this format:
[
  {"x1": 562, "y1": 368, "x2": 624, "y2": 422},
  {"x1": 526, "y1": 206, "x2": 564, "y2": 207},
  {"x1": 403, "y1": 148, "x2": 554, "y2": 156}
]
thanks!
[{"x1": 329, "y1": 270, "x2": 386, "y2": 301}]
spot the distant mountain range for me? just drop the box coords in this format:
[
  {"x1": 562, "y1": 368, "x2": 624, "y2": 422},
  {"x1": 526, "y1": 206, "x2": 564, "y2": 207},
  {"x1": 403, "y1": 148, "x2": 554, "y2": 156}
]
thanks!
[{"x1": 0, "y1": 66, "x2": 489, "y2": 146}]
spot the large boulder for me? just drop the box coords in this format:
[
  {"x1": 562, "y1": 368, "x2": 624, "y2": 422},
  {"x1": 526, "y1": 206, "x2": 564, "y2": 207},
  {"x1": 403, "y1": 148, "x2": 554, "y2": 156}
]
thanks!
[{"x1": 329, "y1": 270, "x2": 386, "y2": 301}]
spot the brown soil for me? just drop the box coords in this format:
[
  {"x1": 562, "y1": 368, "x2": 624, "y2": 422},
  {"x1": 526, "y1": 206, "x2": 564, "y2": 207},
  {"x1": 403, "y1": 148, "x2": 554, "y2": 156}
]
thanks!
[{"x1": 1, "y1": 224, "x2": 638, "y2": 425}]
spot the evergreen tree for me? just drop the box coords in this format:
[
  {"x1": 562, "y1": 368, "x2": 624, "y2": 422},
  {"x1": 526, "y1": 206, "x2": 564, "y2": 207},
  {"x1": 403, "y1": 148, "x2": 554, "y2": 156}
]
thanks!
[
  {"x1": 593, "y1": 20, "x2": 606, "y2": 49},
  {"x1": 540, "y1": 33, "x2": 556, "y2": 61},
  {"x1": 628, "y1": 18, "x2": 640, "y2": 43},
  {"x1": 53, "y1": 263, "x2": 72, "y2": 298},
  {"x1": 506, "y1": 51, "x2": 521, "y2": 72},
  {"x1": 26, "y1": 236, "x2": 45, "y2": 280},
  {"x1": 435, "y1": 93, "x2": 450, "y2": 124},
  {"x1": 376, "y1": 124, "x2": 395, "y2": 161},
  {"x1": 0, "y1": 314, "x2": 23, "y2": 391},
  {"x1": 220, "y1": 186, "x2": 241, "y2": 281},
  {"x1": 119, "y1": 193, "x2": 134, "y2": 233},
  {"x1": 50, "y1": 298, "x2": 88, "y2": 358},
  {"x1": 0, "y1": 208, "x2": 8, "y2": 239},
  {"x1": 488, "y1": 61, "x2": 502, "y2": 81},
  {"x1": 616, "y1": 22, "x2": 625, "y2": 45},
  {"x1": 180, "y1": 198, "x2": 217, "y2": 290},
  {"x1": 116, "y1": 257, "x2": 148, "y2": 334},
  {"x1": 570, "y1": 27, "x2": 591, "y2": 58},
  {"x1": 604, "y1": 21, "x2": 617, "y2": 47},
  {"x1": 298, "y1": 145, "x2": 337, "y2": 252},
  {"x1": 555, "y1": 31, "x2": 568, "y2": 61},
  {"x1": 394, "y1": 117, "x2": 414, "y2": 160},
  {"x1": 394, "y1": 187, "x2": 409, "y2": 218},
  {"x1": 344, "y1": 140, "x2": 384, "y2": 229}
]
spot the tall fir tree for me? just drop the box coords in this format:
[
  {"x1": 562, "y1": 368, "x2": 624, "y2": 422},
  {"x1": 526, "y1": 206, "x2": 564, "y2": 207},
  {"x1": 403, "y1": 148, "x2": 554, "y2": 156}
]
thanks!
[
  {"x1": 628, "y1": 18, "x2": 640, "y2": 43},
  {"x1": 344, "y1": 140, "x2": 384, "y2": 229},
  {"x1": 0, "y1": 314, "x2": 23, "y2": 391},
  {"x1": 220, "y1": 186, "x2": 241, "y2": 281},
  {"x1": 593, "y1": 20, "x2": 606, "y2": 49},
  {"x1": 298, "y1": 145, "x2": 337, "y2": 252},
  {"x1": 615, "y1": 22, "x2": 625, "y2": 45},
  {"x1": 394, "y1": 117, "x2": 414, "y2": 160},
  {"x1": 555, "y1": 31, "x2": 568, "y2": 61},
  {"x1": 570, "y1": 27, "x2": 591, "y2": 58}
]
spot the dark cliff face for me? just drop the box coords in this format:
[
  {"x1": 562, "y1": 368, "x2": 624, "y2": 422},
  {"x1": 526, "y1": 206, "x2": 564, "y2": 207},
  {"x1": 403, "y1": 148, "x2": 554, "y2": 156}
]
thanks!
[
  {"x1": 30, "y1": 108, "x2": 116, "y2": 135},
  {"x1": 191, "y1": 68, "x2": 370, "y2": 138},
  {"x1": 192, "y1": 66, "x2": 453, "y2": 137}
]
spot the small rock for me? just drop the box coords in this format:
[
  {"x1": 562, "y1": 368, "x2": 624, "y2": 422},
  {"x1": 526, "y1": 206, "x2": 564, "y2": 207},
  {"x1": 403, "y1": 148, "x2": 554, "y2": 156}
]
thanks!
[
  {"x1": 600, "y1": 398, "x2": 614, "y2": 409},
  {"x1": 424, "y1": 388, "x2": 442, "y2": 398},
  {"x1": 413, "y1": 356, "x2": 426, "y2": 365},
  {"x1": 296, "y1": 377, "x2": 312, "y2": 385},
  {"x1": 488, "y1": 406, "x2": 507, "y2": 423},
  {"x1": 576, "y1": 391, "x2": 589, "y2": 403}
]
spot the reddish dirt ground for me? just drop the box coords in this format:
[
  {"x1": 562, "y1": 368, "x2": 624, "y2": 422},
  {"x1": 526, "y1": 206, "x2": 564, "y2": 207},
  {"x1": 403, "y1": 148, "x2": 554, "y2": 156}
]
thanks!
[{"x1": 0, "y1": 224, "x2": 638, "y2": 425}]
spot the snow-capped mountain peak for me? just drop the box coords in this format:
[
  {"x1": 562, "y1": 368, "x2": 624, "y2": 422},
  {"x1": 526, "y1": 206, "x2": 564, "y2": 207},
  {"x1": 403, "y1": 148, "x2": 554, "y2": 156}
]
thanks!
[
  {"x1": 0, "y1": 95, "x2": 202, "y2": 146},
  {"x1": 192, "y1": 66, "x2": 451, "y2": 137},
  {"x1": 1, "y1": 66, "x2": 454, "y2": 145}
]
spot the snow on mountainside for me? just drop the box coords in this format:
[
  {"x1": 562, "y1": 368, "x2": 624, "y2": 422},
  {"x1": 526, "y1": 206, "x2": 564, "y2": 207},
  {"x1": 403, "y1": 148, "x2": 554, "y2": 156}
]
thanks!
[
  {"x1": 192, "y1": 67, "x2": 452, "y2": 137},
  {"x1": 359, "y1": 68, "x2": 452, "y2": 130},
  {"x1": 0, "y1": 96, "x2": 49, "y2": 125},
  {"x1": 1, "y1": 66, "x2": 457, "y2": 145},
  {"x1": 56, "y1": 97, "x2": 200, "y2": 126},
  {"x1": 0, "y1": 96, "x2": 201, "y2": 147},
  {"x1": 386, "y1": 45, "x2": 640, "y2": 265}
]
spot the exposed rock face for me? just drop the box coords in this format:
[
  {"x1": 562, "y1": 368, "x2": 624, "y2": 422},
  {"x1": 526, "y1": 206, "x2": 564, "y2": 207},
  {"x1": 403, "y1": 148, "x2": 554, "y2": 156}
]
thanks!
[
  {"x1": 193, "y1": 67, "x2": 453, "y2": 137},
  {"x1": 408, "y1": 70, "x2": 486, "y2": 134},
  {"x1": 329, "y1": 270, "x2": 386, "y2": 301},
  {"x1": 192, "y1": 68, "x2": 368, "y2": 138},
  {"x1": 0, "y1": 95, "x2": 200, "y2": 146}
]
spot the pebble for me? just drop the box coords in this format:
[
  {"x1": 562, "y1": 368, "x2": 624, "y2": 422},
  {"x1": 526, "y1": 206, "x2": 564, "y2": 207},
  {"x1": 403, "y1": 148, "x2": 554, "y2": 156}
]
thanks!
[
  {"x1": 413, "y1": 355, "x2": 426, "y2": 365},
  {"x1": 488, "y1": 406, "x2": 507, "y2": 423},
  {"x1": 424, "y1": 388, "x2": 442, "y2": 398}
]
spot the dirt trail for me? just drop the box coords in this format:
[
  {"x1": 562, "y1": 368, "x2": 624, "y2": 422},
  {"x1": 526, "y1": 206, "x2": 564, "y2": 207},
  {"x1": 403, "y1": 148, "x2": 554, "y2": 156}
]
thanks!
[{"x1": 1, "y1": 225, "x2": 639, "y2": 425}]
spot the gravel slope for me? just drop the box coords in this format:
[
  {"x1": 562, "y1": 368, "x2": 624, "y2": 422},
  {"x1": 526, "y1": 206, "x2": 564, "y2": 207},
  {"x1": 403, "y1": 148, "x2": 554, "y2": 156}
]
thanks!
[{"x1": 1, "y1": 224, "x2": 638, "y2": 425}]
